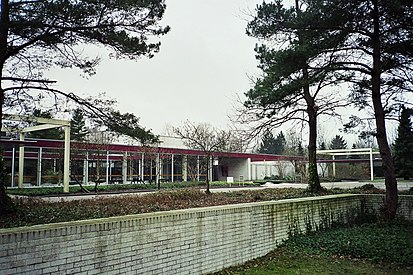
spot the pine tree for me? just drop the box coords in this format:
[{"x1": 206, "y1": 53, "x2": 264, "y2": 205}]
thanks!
[
  {"x1": 258, "y1": 130, "x2": 286, "y2": 155},
  {"x1": 273, "y1": 131, "x2": 286, "y2": 155},
  {"x1": 71, "y1": 108, "x2": 89, "y2": 141},
  {"x1": 329, "y1": 135, "x2": 347, "y2": 150},
  {"x1": 258, "y1": 130, "x2": 277, "y2": 154},
  {"x1": 393, "y1": 107, "x2": 413, "y2": 180},
  {"x1": 29, "y1": 109, "x2": 64, "y2": 140}
]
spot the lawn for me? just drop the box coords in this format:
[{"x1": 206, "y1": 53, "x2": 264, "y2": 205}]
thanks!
[{"x1": 213, "y1": 222, "x2": 413, "y2": 274}]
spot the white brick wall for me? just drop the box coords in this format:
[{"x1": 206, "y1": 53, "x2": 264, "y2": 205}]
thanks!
[{"x1": 0, "y1": 194, "x2": 411, "y2": 274}]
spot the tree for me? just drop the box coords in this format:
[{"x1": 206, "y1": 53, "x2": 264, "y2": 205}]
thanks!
[
  {"x1": 257, "y1": 130, "x2": 276, "y2": 154},
  {"x1": 393, "y1": 106, "x2": 413, "y2": 180},
  {"x1": 29, "y1": 109, "x2": 64, "y2": 140},
  {"x1": 310, "y1": 0, "x2": 413, "y2": 220},
  {"x1": 173, "y1": 121, "x2": 232, "y2": 194},
  {"x1": 0, "y1": 0, "x2": 169, "y2": 214},
  {"x1": 274, "y1": 132, "x2": 286, "y2": 155},
  {"x1": 329, "y1": 135, "x2": 348, "y2": 150},
  {"x1": 257, "y1": 130, "x2": 286, "y2": 154},
  {"x1": 70, "y1": 108, "x2": 88, "y2": 142},
  {"x1": 240, "y1": 0, "x2": 349, "y2": 192}
]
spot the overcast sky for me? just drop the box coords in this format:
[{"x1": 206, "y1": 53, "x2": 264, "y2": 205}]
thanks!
[
  {"x1": 45, "y1": 0, "x2": 392, "y2": 146},
  {"x1": 48, "y1": 0, "x2": 266, "y2": 135}
]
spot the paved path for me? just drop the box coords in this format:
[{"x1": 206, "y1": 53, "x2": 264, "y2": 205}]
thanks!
[
  {"x1": 259, "y1": 181, "x2": 413, "y2": 191},
  {"x1": 206, "y1": 181, "x2": 413, "y2": 193},
  {"x1": 11, "y1": 181, "x2": 413, "y2": 202}
]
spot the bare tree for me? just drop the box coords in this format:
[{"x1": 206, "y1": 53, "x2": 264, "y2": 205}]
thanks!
[{"x1": 173, "y1": 121, "x2": 232, "y2": 193}]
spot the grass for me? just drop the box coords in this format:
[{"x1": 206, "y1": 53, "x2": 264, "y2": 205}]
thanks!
[{"x1": 213, "y1": 221, "x2": 413, "y2": 275}]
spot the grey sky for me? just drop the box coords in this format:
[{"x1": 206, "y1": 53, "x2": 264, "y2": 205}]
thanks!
[{"x1": 49, "y1": 0, "x2": 264, "y2": 134}]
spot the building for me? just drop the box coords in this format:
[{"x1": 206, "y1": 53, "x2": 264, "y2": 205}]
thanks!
[{"x1": 1, "y1": 136, "x2": 302, "y2": 188}]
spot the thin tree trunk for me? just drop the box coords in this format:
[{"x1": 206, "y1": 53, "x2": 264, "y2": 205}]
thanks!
[
  {"x1": 0, "y1": 0, "x2": 11, "y2": 214},
  {"x1": 303, "y1": 69, "x2": 321, "y2": 192},
  {"x1": 371, "y1": 0, "x2": 397, "y2": 220},
  {"x1": 305, "y1": 95, "x2": 321, "y2": 192},
  {"x1": 205, "y1": 155, "x2": 211, "y2": 194},
  {"x1": 295, "y1": 0, "x2": 321, "y2": 192}
]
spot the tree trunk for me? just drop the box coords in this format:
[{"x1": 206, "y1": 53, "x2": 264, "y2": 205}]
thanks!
[
  {"x1": 295, "y1": 0, "x2": 321, "y2": 192},
  {"x1": 371, "y1": 0, "x2": 398, "y2": 220},
  {"x1": 303, "y1": 70, "x2": 322, "y2": 192},
  {"x1": 0, "y1": 0, "x2": 11, "y2": 214},
  {"x1": 205, "y1": 155, "x2": 211, "y2": 194},
  {"x1": 306, "y1": 103, "x2": 321, "y2": 192}
]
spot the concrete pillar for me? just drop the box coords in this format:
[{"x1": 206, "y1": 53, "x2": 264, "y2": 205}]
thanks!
[
  {"x1": 11, "y1": 147, "x2": 15, "y2": 187},
  {"x1": 128, "y1": 157, "x2": 133, "y2": 181},
  {"x1": 37, "y1": 147, "x2": 43, "y2": 186},
  {"x1": 332, "y1": 155, "x2": 336, "y2": 178},
  {"x1": 197, "y1": 155, "x2": 200, "y2": 182},
  {"x1": 171, "y1": 154, "x2": 174, "y2": 182},
  {"x1": 63, "y1": 126, "x2": 71, "y2": 193},
  {"x1": 122, "y1": 152, "x2": 127, "y2": 184},
  {"x1": 182, "y1": 155, "x2": 188, "y2": 182},
  {"x1": 18, "y1": 133, "x2": 25, "y2": 188},
  {"x1": 369, "y1": 148, "x2": 374, "y2": 181},
  {"x1": 141, "y1": 153, "x2": 145, "y2": 181},
  {"x1": 208, "y1": 157, "x2": 213, "y2": 183},
  {"x1": 247, "y1": 158, "x2": 252, "y2": 181},
  {"x1": 264, "y1": 159, "x2": 267, "y2": 178},
  {"x1": 105, "y1": 151, "x2": 109, "y2": 184},
  {"x1": 155, "y1": 153, "x2": 160, "y2": 184},
  {"x1": 83, "y1": 152, "x2": 88, "y2": 184}
]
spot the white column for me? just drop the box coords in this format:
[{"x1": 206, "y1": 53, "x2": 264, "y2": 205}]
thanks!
[
  {"x1": 208, "y1": 157, "x2": 213, "y2": 183},
  {"x1": 11, "y1": 147, "x2": 15, "y2": 187},
  {"x1": 141, "y1": 153, "x2": 145, "y2": 181},
  {"x1": 197, "y1": 155, "x2": 200, "y2": 182},
  {"x1": 83, "y1": 152, "x2": 88, "y2": 184},
  {"x1": 63, "y1": 126, "x2": 71, "y2": 193},
  {"x1": 171, "y1": 154, "x2": 174, "y2": 182},
  {"x1": 369, "y1": 148, "x2": 374, "y2": 181},
  {"x1": 129, "y1": 157, "x2": 133, "y2": 181},
  {"x1": 122, "y1": 152, "x2": 127, "y2": 184},
  {"x1": 247, "y1": 158, "x2": 252, "y2": 181},
  {"x1": 37, "y1": 147, "x2": 43, "y2": 186},
  {"x1": 264, "y1": 159, "x2": 267, "y2": 177},
  {"x1": 105, "y1": 151, "x2": 109, "y2": 184},
  {"x1": 332, "y1": 155, "x2": 336, "y2": 178},
  {"x1": 18, "y1": 133, "x2": 25, "y2": 188},
  {"x1": 155, "y1": 153, "x2": 160, "y2": 184},
  {"x1": 182, "y1": 155, "x2": 187, "y2": 182}
]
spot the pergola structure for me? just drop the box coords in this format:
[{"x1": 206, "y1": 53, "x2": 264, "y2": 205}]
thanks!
[
  {"x1": 317, "y1": 148, "x2": 381, "y2": 181},
  {"x1": 1, "y1": 114, "x2": 71, "y2": 192}
]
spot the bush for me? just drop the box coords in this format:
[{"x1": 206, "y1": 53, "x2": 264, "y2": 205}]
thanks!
[{"x1": 354, "y1": 184, "x2": 378, "y2": 191}]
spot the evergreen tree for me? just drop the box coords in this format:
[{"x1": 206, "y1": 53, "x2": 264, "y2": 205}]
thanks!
[
  {"x1": 244, "y1": 0, "x2": 351, "y2": 192},
  {"x1": 71, "y1": 108, "x2": 89, "y2": 141},
  {"x1": 258, "y1": 130, "x2": 286, "y2": 155},
  {"x1": 258, "y1": 130, "x2": 277, "y2": 154},
  {"x1": 329, "y1": 135, "x2": 348, "y2": 150},
  {"x1": 29, "y1": 109, "x2": 64, "y2": 140},
  {"x1": 273, "y1": 131, "x2": 286, "y2": 155},
  {"x1": 319, "y1": 142, "x2": 327, "y2": 150},
  {"x1": 393, "y1": 107, "x2": 413, "y2": 180}
]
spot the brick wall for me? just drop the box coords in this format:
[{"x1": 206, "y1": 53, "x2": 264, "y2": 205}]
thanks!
[{"x1": 0, "y1": 194, "x2": 411, "y2": 275}]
